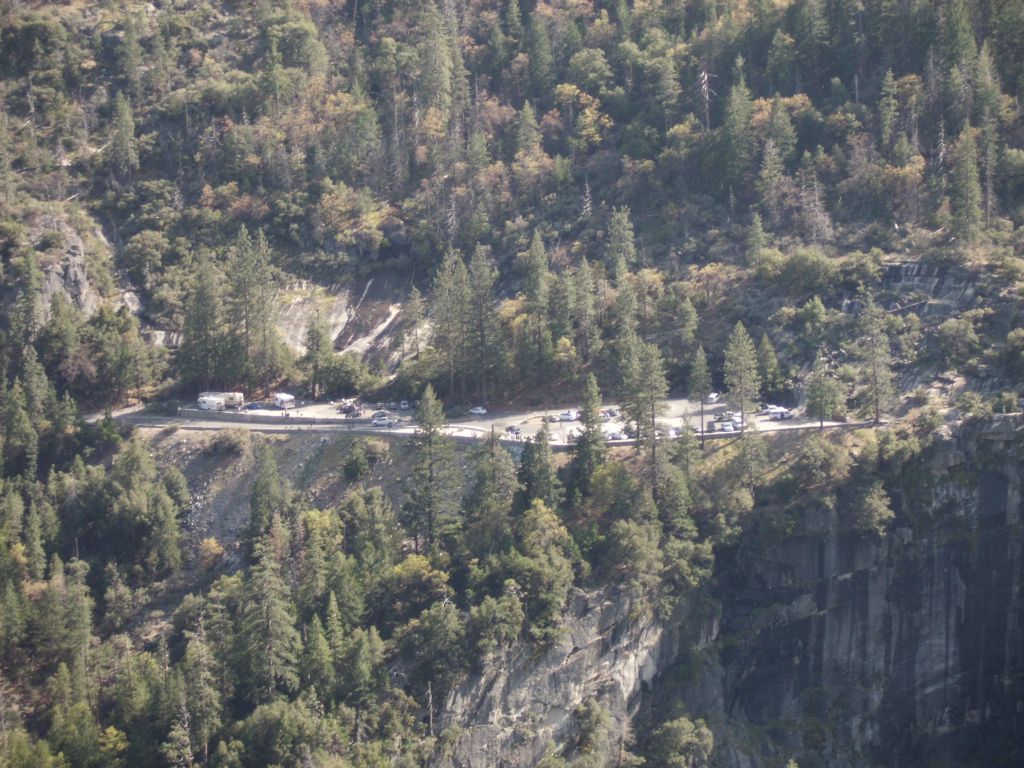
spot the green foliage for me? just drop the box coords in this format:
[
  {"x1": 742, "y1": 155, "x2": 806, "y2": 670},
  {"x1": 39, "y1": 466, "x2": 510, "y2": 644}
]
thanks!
[
  {"x1": 724, "y1": 322, "x2": 761, "y2": 423},
  {"x1": 647, "y1": 716, "x2": 714, "y2": 768},
  {"x1": 806, "y1": 353, "x2": 846, "y2": 427}
]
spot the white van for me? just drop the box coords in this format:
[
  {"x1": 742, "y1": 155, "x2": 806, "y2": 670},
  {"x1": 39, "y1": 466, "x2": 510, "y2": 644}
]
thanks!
[
  {"x1": 197, "y1": 395, "x2": 226, "y2": 411},
  {"x1": 273, "y1": 393, "x2": 296, "y2": 409}
]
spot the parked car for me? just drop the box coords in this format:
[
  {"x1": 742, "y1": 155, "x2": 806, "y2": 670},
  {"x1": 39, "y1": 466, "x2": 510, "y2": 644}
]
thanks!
[
  {"x1": 771, "y1": 409, "x2": 794, "y2": 420},
  {"x1": 759, "y1": 404, "x2": 786, "y2": 416},
  {"x1": 345, "y1": 409, "x2": 363, "y2": 418},
  {"x1": 605, "y1": 407, "x2": 620, "y2": 418},
  {"x1": 544, "y1": 414, "x2": 560, "y2": 423},
  {"x1": 719, "y1": 421, "x2": 736, "y2": 432},
  {"x1": 504, "y1": 425, "x2": 522, "y2": 437},
  {"x1": 469, "y1": 405, "x2": 488, "y2": 416},
  {"x1": 706, "y1": 392, "x2": 720, "y2": 403},
  {"x1": 559, "y1": 410, "x2": 577, "y2": 422},
  {"x1": 599, "y1": 410, "x2": 613, "y2": 422},
  {"x1": 606, "y1": 432, "x2": 627, "y2": 442},
  {"x1": 399, "y1": 400, "x2": 410, "y2": 410},
  {"x1": 372, "y1": 414, "x2": 397, "y2": 427}
]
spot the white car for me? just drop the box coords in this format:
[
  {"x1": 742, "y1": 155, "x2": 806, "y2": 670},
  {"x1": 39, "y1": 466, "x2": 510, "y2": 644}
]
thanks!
[
  {"x1": 372, "y1": 415, "x2": 395, "y2": 427},
  {"x1": 469, "y1": 406, "x2": 488, "y2": 416},
  {"x1": 706, "y1": 392, "x2": 720, "y2": 404},
  {"x1": 559, "y1": 410, "x2": 578, "y2": 422},
  {"x1": 719, "y1": 421, "x2": 735, "y2": 432}
]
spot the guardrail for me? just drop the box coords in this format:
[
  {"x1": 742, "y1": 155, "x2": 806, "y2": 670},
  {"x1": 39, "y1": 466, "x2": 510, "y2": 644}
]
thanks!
[{"x1": 177, "y1": 407, "x2": 363, "y2": 426}]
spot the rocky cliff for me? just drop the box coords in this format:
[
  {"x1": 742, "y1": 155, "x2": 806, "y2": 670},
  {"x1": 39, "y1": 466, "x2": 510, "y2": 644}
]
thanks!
[
  {"x1": 437, "y1": 424, "x2": 1024, "y2": 768},
  {"x1": 436, "y1": 588, "x2": 717, "y2": 767},
  {"x1": 685, "y1": 424, "x2": 1024, "y2": 768}
]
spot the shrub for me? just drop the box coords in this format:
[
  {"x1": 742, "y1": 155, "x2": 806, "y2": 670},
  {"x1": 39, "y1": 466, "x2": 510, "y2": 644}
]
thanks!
[
  {"x1": 852, "y1": 481, "x2": 894, "y2": 536},
  {"x1": 205, "y1": 428, "x2": 250, "y2": 456}
]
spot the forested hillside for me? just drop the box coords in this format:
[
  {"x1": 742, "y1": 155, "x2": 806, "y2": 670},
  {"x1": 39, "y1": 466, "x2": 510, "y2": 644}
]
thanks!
[{"x1": 1, "y1": 0, "x2": 1023, "y2": 766}]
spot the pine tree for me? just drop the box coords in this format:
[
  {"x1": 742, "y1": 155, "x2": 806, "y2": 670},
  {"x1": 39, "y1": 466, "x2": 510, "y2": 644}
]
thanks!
[
  {"x1": 463, "y1": 431, "x2": 519, "y2": 557},
  {"x1": 243, "y1": 541, "x2": 300, "y2": 703},
  {"x1": 629, "y1": 342, "x2": 669, "y2": 470},
  {"x1": 249, "y1": 443, "x2": 287, "y2": 546},
  {"x1": 301, "y1": 614, "x2": 335, "y2": 699},
  {"x1": 430, "y1": 250, "x2": 471, "y2": 395},
  {"x1": 526, "y1": 14, "x2": 554, "y2": 98},
  {"x1": 688, "y1": 346, "x2": 712, "y2": 447},
  {"x1": 746, "y1": 213, "x2": 766, "y2": 265},
  {"x1": 301, "y1": 309, "x2": 333, "y2": 400},
  {"x1": 722, "y1": 58, "x2": 755, "y2": 195},
  {"x1": 161, "y1": 703, "x2": 195, "y2": 768},
  {"x1": 524, "y1": 231, "x2": 552, "y2": 377},
  {"x1": 757, "y1": 139, "x2": 787, "y2": 225},
  {"x1": 514, "y1": 101, "x2": 541, "y2": 155},
  {"x1": 227, "y1": 228, "x2": 281, "y2": 390},
  {"x1": 950, "y1": 126, "x2": 982, "y2": 243},
  {"x1": 806, "y1": 352, "x2": 844, "y2": 428},
  {"x1": 324, "y1": 591, "x2": 346, "y2": 663},
  {"x1": 879, "y1": 68, "x2": 898, "y2": 155},
  {"x1": 108, "y1": 93, "x2": 138, "y2": 182},
  {"x1": 724, "y1": 322, "x2": 761, "y2": 431},
  {"x1": 468, "y1": 245, "x2": 498, "y2": 403},
  {"x1": 572, "y1": 257, "x2": 600, "y2": 364},
  {"x1": 121, "y1": 15, "x2": 143, "y2": 102},
  {"x1": 757, "y1": 334, "x2": 783, "y2": 397},
  {"x1": 419, "y1": 2, "x2": 453, "y2": 116},
  {"x1": 606, "y1": 207, "x2": 637, "y2": 279},
  {"x1": 518, "y1": 421, "x2": 561, "y2": 512},
  {"x1": 766, "y1": 95, "x2": 797, "y2": 164},
  {"x1": 402, "y1": 385, "x2": 460, "y2": 551},
  {"x1": 181, "y1": 621, "x2": 221, "y2": 765},
  {"x1": 504, "y1": 0, "x2": 524, "y2": 41},
  {"x1": 571, "y1": 373, "x2": 606, "y2": 497},
  {"x1": 855, "y1": 300, "x2": 895, "y2": 423}
]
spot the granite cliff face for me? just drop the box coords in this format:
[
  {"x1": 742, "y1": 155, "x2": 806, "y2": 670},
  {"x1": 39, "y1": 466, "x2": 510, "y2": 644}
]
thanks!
[
  {"x1": 692, "y1": 426, "x2": 1024, "y2": 768},
  {"x1": 437, "y1": 425, "x2": 1024, "y2": 768},
  {"x1": 436, "y1": 589, "x2": 716, "y2": 767}
]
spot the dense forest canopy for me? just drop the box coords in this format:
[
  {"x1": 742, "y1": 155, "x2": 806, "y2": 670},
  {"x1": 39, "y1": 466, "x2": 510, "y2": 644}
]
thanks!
[{"x1": 0, "y1": 0, "x2": 1023, "y2": 766}]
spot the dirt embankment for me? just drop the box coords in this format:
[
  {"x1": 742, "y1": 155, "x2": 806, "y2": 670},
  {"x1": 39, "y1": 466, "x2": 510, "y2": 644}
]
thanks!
[{"x1": 140, "y1": 426, "x2": 423, "y2": 563}]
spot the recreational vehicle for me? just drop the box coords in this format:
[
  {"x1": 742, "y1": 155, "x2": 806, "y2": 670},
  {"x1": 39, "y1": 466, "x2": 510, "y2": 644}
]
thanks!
[{"x1": 273, "y1": 393, "x2": 296, "y2": 409}]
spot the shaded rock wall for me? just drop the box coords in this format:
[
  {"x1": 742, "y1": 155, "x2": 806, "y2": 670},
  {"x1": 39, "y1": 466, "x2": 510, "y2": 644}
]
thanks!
[{"x1": 437, "y1": 429, "x2": 1024, "y2": 768}]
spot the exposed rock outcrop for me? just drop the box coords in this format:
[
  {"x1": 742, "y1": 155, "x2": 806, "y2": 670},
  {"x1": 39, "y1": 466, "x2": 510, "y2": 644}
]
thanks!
[
  {"x1": 436, "y1": 590, "x2": 714, "y2": 768},
  {"x1": 38, "y1": 218, "x2": 102, "y2": 320}
]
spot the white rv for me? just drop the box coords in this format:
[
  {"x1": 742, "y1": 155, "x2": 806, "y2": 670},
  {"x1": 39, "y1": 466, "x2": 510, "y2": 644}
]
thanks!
[
  {"x1": 197, "y1": 394, "x2": 226, "y2": 411},
  {"x1": 198, "y1": 391, "x2": 245, "y2": 409},
  {"x1": 222, "y1": 392, "x2": 245, "y2": 408},
  {"x1": 273, "y1": 393, "x2": 296, "y2": 409}
]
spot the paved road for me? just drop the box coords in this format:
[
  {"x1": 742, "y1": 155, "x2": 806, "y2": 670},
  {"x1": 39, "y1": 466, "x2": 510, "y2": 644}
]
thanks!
[{"x1": 114, "y1": 397, "x2": 854, "y2": 445}]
